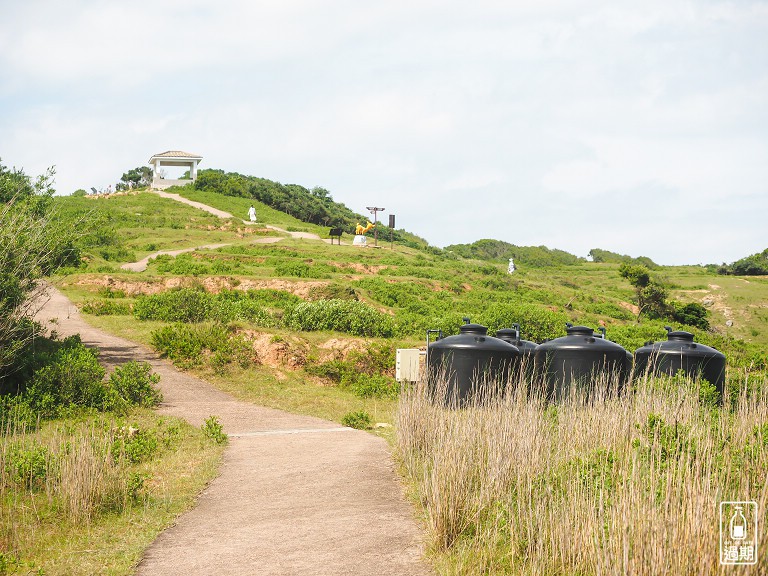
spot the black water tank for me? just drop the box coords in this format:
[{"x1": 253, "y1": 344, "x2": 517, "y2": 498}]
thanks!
[
  {"x1": 495, "y1": 324, "x2": 538, "y2": 359},
  {"x1": 534, "y1": 324, "x2": 630, "y2": 401},
  {"x1": 428, "y1": 322, "x2": 520, "y2": 405},
  {"x1": 496, "y1": 324, "x2": 538, "y2": 379},
  {"x1": 595, "y1": 327, "x2": 634, "y2": 377},
  {"x1": 633, "y1": 327, "x2": 726, "y2": 396}
]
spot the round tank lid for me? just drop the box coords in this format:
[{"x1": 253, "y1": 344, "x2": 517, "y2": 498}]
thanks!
[
  {"x1": 666, "y1": 330, "x2": 695, "y2": 342},
  {"x1": 565, "y1": 325, "x2": 594, "y2": 336},
  {"x1": 459, "y1": 323, "x2": 488, "y2": 336},
  {"x1": 495, "y1": 328, "x2": 517, "y2": 339}
]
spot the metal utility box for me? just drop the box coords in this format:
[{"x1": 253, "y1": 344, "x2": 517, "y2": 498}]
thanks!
[{"x1": 396, "y1": 348, "x2": 422, "y2": 382}]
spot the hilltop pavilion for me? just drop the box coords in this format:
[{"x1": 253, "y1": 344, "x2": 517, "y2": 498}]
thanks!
[{"x1": 148, "y1": 150, "x2": 203, "y2": 189}]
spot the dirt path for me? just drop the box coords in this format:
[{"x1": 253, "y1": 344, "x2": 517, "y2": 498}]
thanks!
[
  {"x1": 35, "y1": 287, "x2": 430, "y2": 576},
  {"x1": 120, "y1": 244, "x2": 231, "y2": 272}
]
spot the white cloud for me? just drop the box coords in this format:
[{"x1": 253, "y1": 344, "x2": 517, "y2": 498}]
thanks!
[{"x1": 1, "y1": 0, "x2": 766, "y2": 265}]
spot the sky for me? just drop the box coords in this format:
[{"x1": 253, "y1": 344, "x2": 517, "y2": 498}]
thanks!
[{"x1": 1, "y1": 0, "x2": 766, "y2": 266}]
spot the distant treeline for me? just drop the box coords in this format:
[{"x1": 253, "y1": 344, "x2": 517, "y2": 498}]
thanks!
[
  {"x1": 443, "y1": 240, "x2": 661, "y2": 269},
  {"x1": 719, "y1": 248, "x2": 768, "y2": 276},
  {"x1": 445, "y1": 239, "x2": 583, "y2": 267},
  {"x1": 587, "y1": 248, "x2": 658, "y2": 269},
  {"x1": 193, "y1": 169, "x2": 429, "y2": 249}
]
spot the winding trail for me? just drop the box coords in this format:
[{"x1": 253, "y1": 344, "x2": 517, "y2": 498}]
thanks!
[
  {"x1": 120, "y1": 244, "x2": 230, "y2": 273},
  {"x1": 120, "y1": 191, "x2": 345, "y2": 272},
  {"x1": 150, "y1": 189, "x2": 330, "y2": 241},
  {"x1": 35, "y1": 287, "x2": 430, "y2": 575}
]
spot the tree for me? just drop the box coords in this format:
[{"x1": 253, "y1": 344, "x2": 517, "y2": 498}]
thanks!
[
  {"x1": 619, "y1": 263, "x2": 669, "y2": 320},
  {"x1": 116, "y1": 166, "x2": 153, "y2": 190},
  {"x1": 0, "y1": 160, "x2": 81, "y2": 380}
]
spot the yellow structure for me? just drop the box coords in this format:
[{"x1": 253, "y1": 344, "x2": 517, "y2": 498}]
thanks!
[{"x1": 355, "y1": 221, "x2": 375, "y2": 235}]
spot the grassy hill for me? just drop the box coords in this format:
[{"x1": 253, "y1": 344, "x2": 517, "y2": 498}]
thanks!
[
  {"x1": 10, "y1": 179, "x2": 766, "y2": 574},
  {"x1": 53, "y1": 186, "x2": 768, "y2": 352}
]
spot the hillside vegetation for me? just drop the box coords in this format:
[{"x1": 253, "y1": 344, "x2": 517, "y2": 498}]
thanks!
[
  {"x1": 720, "y1": 247, "x2": 768, "y2": 276},
  {"x1": 4, "y1": 164, "x2": 768, "y2": 574}
]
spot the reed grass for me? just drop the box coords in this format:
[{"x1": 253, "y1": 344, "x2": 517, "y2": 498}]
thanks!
[{"x1": 397, "y1": 369, "x2": 768, "y2": 574}]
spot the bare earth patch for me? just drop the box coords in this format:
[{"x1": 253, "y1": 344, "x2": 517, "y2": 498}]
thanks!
[
  {"x1": 72, "y1": 276, "x2": 329, "y2": 299},
  {"x1": 619, "y1": 301, "x2": 640, "y2": 315}
]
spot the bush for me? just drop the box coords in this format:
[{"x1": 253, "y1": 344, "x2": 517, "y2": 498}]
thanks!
[
  {"x1": 283, "y1": 299, "x2": 395, "y2": 337},
  {"x1": 274, "y1": 261, "x2": 330, "y2": 279},
  {"x1": 202, "y1": 415, "x2": 228, "y2": 444},
  {"x1": 112, "y1": 427, "x2": 159, "y2": 464},
  {"x1": 154, "y1": 253, "x2": 210, "y2": 276},
  {"x1": 479, "y1": 303, "x2": 569, "y2": 342},
  {"x1": 81, "y1": 299, "x2": 131, "y2": 316},
  {"x1": 108, "y1": 361, "x2": 163, "y2": 410},
  {"x1": 150, "y1": 323, "x2": 254, "y2": 369},
  {"x1": 24, "y1": 343, "x2": 108, "y2": 417},
  {"x1": 10, "y1": 445, "x2": 53, "y2": 489},
  {"x1": 341, "y1": 411, "x2": 372, "y2": 430},
  {"x1": 304, "y1": 343, "x2": 398, "y2": 398},
  {"x1": 350, "y1": 374, "x2": 399, "y2": 399},
  {"x1": 134, "y1": 288, "x2": 214, "y2": 323},
  {"x1": 134, "y1": 288, "x2": 273, "y2": 326},
  {"x1": 671, "y1": 302, "x2": 709, "y2": 330}
]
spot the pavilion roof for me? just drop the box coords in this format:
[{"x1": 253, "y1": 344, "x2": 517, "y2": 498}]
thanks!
[{"x1": 148, "y1": 150, "x2": 203, "y2": 162}]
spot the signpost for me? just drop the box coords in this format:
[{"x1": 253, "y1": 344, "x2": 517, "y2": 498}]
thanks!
[{"x1": 366, "y1": 206, "x2": 385, "y2": 247}]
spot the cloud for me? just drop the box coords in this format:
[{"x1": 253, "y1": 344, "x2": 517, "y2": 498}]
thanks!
[{"x1": 1, "y1": 0, "x2": 766, "y2": 265}]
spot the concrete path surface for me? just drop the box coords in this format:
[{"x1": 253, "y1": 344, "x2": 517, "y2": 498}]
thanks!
[
  {"x1": 120, "y1": 244, "x2": 231, "y2": 272},
  {"x1": 35, "y1": 286, "x2": 431, "y2": 576},
  {"x1": 149, "y1": 189, "x2": 340, "y2": 243}
]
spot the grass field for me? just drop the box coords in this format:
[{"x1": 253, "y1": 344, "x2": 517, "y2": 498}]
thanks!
[{"x1": 37, "y1": 185, "x2": 768, "y2": 574}]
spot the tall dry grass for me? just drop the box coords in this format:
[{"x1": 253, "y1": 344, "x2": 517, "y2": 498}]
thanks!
[
  {"x1": 0, "y1": 417, "x2": 133, "y2": 553},
  {"x1": 397, "y1": 369, "x2": 768, "y2": 575}
]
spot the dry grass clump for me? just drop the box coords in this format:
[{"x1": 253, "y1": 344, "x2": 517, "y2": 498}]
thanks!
[
  {"x1": 0, "y1": 419, "x2": 131, "y2": 529},
  {"x1": 397, "y1": 372, "x2": 768, "y2": 575}
]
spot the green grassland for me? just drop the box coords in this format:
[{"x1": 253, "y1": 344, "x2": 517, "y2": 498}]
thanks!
[
  {"x1": 39, "y1": 183, "x2": 768, "y2": 575},
  {"x1": 52, "y1": 191, "x2": 281, "y2": 270},
  {"x1": 172, "y1": 187, "x2": 328, "y2": 235},
  {"x1": 52, "y1": 186, "x2": 767, "y2": 369}
]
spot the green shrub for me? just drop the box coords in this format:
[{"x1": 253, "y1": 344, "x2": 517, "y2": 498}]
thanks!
[
  {"x1": 274, "y1": 261, "x2": 330, "y2": 279},
  {"x1": 350, "y1": 374, "x2": 399, "y2": 399},
  {"x1": 479, "y1": 303, "x2": 569, "y2": 342},
  {"x1": 112, "y1": 427, "x2": 159, "y2": 464},
  {"x1": 154, "y1": 253, "x2": 210, "y2": 275},
  {"x1": 304, "y1": 344, "x2": 398, "y2": 398},
  {"x1": 202, "y1": 415, "x2": 228, "y2": 444},
  {"x1": 0, "y1": 396, "x2": 38, "y2": 433},
  {"x1": 239, "y1": 289, "x2": 301, "y2": 309},
  {"x1": 98, "y1": 246, "x2": 136, "y2": 262},
  {"x1": 283, "y1": 299, "x2": 395, "y2": 337},
  {"x1": 24, "y1": 343, "x2": 107, "y2": 417},
  {"x1": 108, "y1": 361, "x2": 162, "y2": 409},
  {"x1": 341, "y1": 411, "x2": 372, "y2": 430},
  {"x1": 11, "y1": 445, "x2": 53, "y2": 489},
  {"x1": 81, "y1": 299, "x2": 131, "y2": 316},
  {"x1": 150, "y1": 323, "x2": 253, "y2": 369},
  {"x1": 671, "y1": 302, "x2": 709, "y2": 330},
  {"x1": 98, "y1": 287, "x2": 127, "y2": 299},
  {"x1": 134, "y1": 288, "x2": 273, "y2": 325},
  {"x1": 134, "y1": 288, "x2": 214, "y2": 322}
]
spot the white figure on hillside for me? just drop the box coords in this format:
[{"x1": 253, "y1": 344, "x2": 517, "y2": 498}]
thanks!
[
  {"x1": 248, "y1": 205, "x2": 257, "y2": 223},
  {"x1": 508, "y1": 258, "x2": 516, "y2": 274}
]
